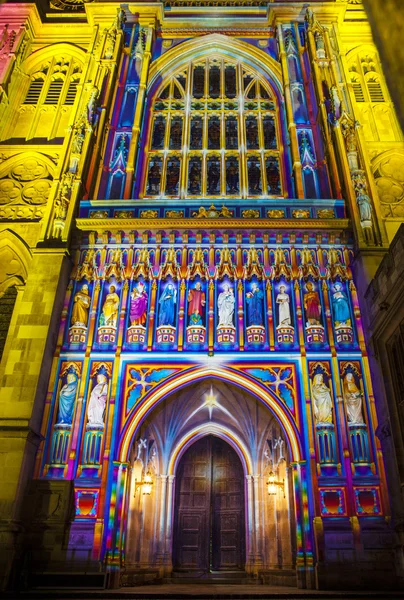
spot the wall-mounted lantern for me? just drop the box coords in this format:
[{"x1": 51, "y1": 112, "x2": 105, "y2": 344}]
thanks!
[
  {"x1": 135, "y1": 470, "x2": 153, "y2": 496},
  {"x1": 267, "y1": 470, "x2": 285, "y2": 497}
]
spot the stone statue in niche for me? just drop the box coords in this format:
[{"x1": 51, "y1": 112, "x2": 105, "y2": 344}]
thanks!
[
  {"x1": 100, "y1": 285, "x2": 120, "y2": 328},
  {"x1": 312, "y1": 374, "x2": 333, "y2": 424},
  {"x1": 246, "y1": 282, "x2": 264, "y2": 326},
  {"x1": 304, "y1": 281, "x2": 321, "y2": 326},
  {"x1": 314, "y1": 31, "x2": 326, "y2": 59},
  {"x1": 147, "y1": 161, "x2": 161, "y2": 194},
  {"x1": 56, "y1": 372, "x2": 79, "y2": 425},
  {"x1": 130, "y1": 282, "x2": 148, "y2": 326},
  {"x1": 276, "y1": 285, "x2": 291, "y2": 326},
  {"x1": 207, "y1": 161, "x2": 220, "y2": 194},
  {"x1": 87, "y1": 373, "x2": 108, "y2": 426},
  {"x1": 332, "y1": 282, "x2": 351, "y2": 326},
  {"x1": 158, "y1": 283, "x2": 177, "y2": 327},
  {"x1": 356, "y1": 188, "x2": 373, "y2": 227},
  {"x1": 71, "y1": 284, "x2": 91, "y2": 327},
  {"x1": 226, "y1": 161, "x2": 239, "y2": 193},
  {"x1": 71, "y1": 123, "x2": 86, "y2": 156},
  {"x1": 218, "y1": 283, "x2": 235, "y2": 327},
  {"x1": 343, "y1": 373, "x2": 364, "y2": 424},
  {"x1": 188, "y1": 281, "x2": 206, "y2": 326}
]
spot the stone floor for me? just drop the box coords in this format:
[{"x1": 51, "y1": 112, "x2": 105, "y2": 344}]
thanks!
[{"x1": 3, "y1": 584, "x2": 403, "y2": 600}]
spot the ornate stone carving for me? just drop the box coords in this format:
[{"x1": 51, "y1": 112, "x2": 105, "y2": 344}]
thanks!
[
  {"x1": 50, "y1": 0, "x2": 94, "y2": 11},
  {"x1": 373, "y1": 153, "x2": 404, "y2": 217},
  {"x1": 0, "y1": 156, "x2": 53, "y2": 220},
  {"x1": 192, "y1": 204, "x2": 234, "y2": 218}
]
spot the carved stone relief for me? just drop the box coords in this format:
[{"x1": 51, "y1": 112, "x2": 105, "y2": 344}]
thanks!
[
  {"x1": 0, "y1": 156, "x2": 53, "y2": 220},
  {"x1": 373, "y1": 153, "x2": 404, "y2": 217}
]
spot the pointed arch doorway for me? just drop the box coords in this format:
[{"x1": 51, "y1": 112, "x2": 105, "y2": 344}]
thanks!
[{"x1": 173, "y1": 435, "x2": 246, "y2": 574}]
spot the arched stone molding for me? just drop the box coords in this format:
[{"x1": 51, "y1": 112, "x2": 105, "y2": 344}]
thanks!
[
  {"x1": 168, "y1": 423, "x2": 252, "y2": 476},
  {"x1": 117, "y1": 369, "x2": 306, "y2": 583},
  {"x1": 148, "y1": 34, "x2": 284, "y2": 99},
  {"x1": 0, "y1": 228, "x2": 31, "y2": 296},
  {"x1": 2, "y1": 42, "x2": 86, "y2": 141},
  {"x1": 22, "y1": 42, "x2": 86, "y2": 74},
  {"x1": 164, "y1": 425, "x2": 255, "y2": 573},
  {"x1": 118, "y1": 366, "x2": 303, "y2": 465},
  {"x1": 0, "y1": 152, "x2": 57, "y2": 179}
]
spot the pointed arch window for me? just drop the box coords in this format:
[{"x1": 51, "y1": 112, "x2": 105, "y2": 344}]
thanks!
[
  {"x1": 366, "y1": 76, "x2": 384, "y2": 103},
  {"x1": 347, "y1": 50, "x2": 398, "y2": 142},
  {"x1": 12, "y1": 56, "x2": 83, "y2": 140},
  {"x1": 143, "y1": 57, "x2": 283, "y2": 200}
]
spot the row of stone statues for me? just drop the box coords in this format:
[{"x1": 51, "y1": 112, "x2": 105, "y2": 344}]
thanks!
[
  {"x1": 56, "y1": 372, "x2": 108, "y2": 427},
  {"x1": 70, "y1": 278, "x2": 353, "y2": 339},
  {"x1": 55, "y1": 367, "x2": 365, "y2": 431},
  {"x1": 312, "y1": 372, "x2": 365, "y2": 425}
]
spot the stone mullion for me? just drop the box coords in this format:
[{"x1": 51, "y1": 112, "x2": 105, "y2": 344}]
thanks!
[
  {"x1": 177, "y1": 279, "x2": 187, "y2": 351},
  {"x1": 180, "y1": 62, "x2": 192, "y2": 199},
  {"x1": 86, "y1": 280, "x2": 102, "y2": 352},
  {"x1": 332, "y1": 124, "x2": 365, "y2": 246},
  {"x1": 353, "y1": 122, "x2": 388, "y2": 246},
  {"x1": 237, "y1": 62, "x2": 247, "y2": 199},
  {"x1": 208, "y1": 278, "x2": 215, "y2": 353},
  {"x1": 147, "y1": 279, "x2": 158, "y2": 351},
  {"x1": 116, "y1": 279, "x2": 129, "y2": 351},
  {"x1": 266, "y1": 279, "x2": 275, "y2": 351},
  {"x1": 124, "y1": 22, "x2": 156, "y2": 198},
  {"x1": 66, "y1": 375, "x2": 86, "y2": 479},
  {"x1": 95, "y1": 360, "x2": 119, "y2": 561},
  {"x1": 322, "y1": 280, "x2": 336, "y2": 353},
  {"x1": 332, "y1": 360, "x2": 356, "y2": 515},
  {"x1": 277, "y1": 25, "x2": 304, "y2": 199},
  {"x1": 237, "y1": 279, "x2": 244, "y2": 351},
  {"x1": 360, "y1": 353, "x2": 390, "y2": 514},
  {"x1": 293, "y1": 280, "x2": 305, "y2": 352},
  {"x1": 304, "y1": 27, "x2": 342, "y2": 200}
]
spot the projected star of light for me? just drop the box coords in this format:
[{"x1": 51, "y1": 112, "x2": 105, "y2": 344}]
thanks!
[{"x1": 182, "y1": 386, "x2": 237, "y2": 425}]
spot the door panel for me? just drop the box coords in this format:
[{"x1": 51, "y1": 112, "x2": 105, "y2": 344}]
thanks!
[
  {"x1": 173, "y1": 435, "x2": 245, "y2": 572},
  {"x1": 211, "y1": 437, "x2": 244, "y2": 570},
  {"x1": 173, "y1": 437, "x2": 210, "y2": 570}
]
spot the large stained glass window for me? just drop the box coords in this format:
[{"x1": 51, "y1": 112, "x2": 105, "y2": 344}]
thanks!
[{"x1": 143, "y1": 57, "x2": 283, "y2": 199}]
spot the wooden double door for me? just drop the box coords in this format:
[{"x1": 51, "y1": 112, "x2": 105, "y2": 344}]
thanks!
[{"x1": 173, "y1": 436, "x2": 245, "y2": 573}]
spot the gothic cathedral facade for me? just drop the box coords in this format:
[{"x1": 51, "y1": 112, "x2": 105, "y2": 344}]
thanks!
[{"x1": 0, "y1": 0, "x2": 403, "y2": 591}]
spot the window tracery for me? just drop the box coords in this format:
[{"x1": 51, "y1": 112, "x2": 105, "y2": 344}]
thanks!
[
  {"x1": 143, "y1": 57, "x2": 282, "y2": 199},
  {"x1": 347, "y1": 50, "x2": 400, "y2": 142},
  {"x1": 7, "y1": 56, "x2": 83, "y2": 140}
]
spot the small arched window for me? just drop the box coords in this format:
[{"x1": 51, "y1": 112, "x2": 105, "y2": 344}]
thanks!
[
  {"x1": 366, "y1": 75, "x2": 384, "y2": 103},
  {"x1": 142, "y1": 57, "x2": 283, "y2": 200},
  {"x1": 350, "y1": 74, "x2": 365, "y2": 103},
  {"x1": 8, "y1": 55, "x2": 83, "y2": 141}
]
